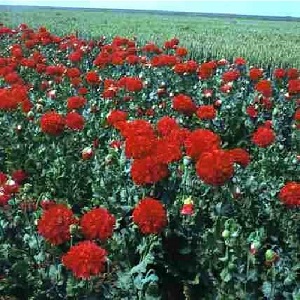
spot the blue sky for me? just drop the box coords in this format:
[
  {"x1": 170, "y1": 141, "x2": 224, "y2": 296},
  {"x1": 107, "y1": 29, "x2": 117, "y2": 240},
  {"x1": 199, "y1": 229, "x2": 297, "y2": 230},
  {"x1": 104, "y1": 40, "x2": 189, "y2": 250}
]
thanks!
[{"x1": 1, "y1": 1, "x2": 300, "y2": 17}]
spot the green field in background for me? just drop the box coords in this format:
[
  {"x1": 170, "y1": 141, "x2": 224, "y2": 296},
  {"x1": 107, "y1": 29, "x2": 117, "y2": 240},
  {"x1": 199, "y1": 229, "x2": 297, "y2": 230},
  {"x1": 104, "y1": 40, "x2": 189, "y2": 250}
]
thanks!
[{"x1": 1, "y1": 7, "x2": 300, "y2": 67}]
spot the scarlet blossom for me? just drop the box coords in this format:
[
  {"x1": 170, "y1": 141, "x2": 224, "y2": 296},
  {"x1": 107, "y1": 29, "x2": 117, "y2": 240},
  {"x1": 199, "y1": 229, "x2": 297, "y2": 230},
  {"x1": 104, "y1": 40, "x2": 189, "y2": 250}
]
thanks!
[
  {"x1": 196, "y1": 105, "x2": 216, "y2": 120},
  {"x1": 196, "y1": 150, "x2": 234, "y2": 186},
  {"x1": 181, "y1": 197, "x2": 194, "y2": 215},
  {"x1": 273, "y1": 68, "x2": 286, "y2": 79},
  {"x1": 186, "y1": 60, "x2": 198, "y2": 73},
  {"x1": 126, "y1": 55, "x2": 139, "y2": 65},
  {"x1": 76, "y1": 87, "x2": 87, "y2": 96},
  {"x1": 3, "y1": 180, "x2": 19, "y2": 194},
  {"x1": 40, "y1": 111, "x2": 65, "y2": 136},
  {"x1": 222, "y1": 70, "x2": 240, "y2": 82},
  {"x1": 119, "y1": 119, "x2": 155, "y2": 139},
  {"x1": 118, "y1": 77, "x2": 143, "y2": 92},
  {"x1": 197, "y1": 62, "x2": 216, "y2": 80},
  {"x1": 287, "y1": 68, "x2": 299, "y2": 80},
  {"x1": 173, "y1": 63, "x2": 187, "y2": 74},
  {"x1": 12, "y1": 169, "x2": 27, "y2": 183},
  {"x1": 175, "y1": 47, "x2": 188, "y2": 57},
  {"x1": 279, "y1": 182, "x2": 300, "y2": 207},
  {"x1": 0, "y1": 172, "x2": 8, "y2": 185},
  {"x1": 37, "y1": 204, "x2": 77, "y2": 245},
  {"x1": 0, "y1": 89, "x2": 19, "y2": 111},
  {"x1": 68, "y1": 51, "x2": 82, "y2": 62},
  {"x1": 83, "y1": 71, "x2": 98, "y2": 85},
  {"x1": 184, "y1": 129, "x2": 221, "y2": 160},
  {"x1": 131, "y1": 156, "x2": 169, "y2": 185},
  {"x1": 288, "y1": 79, "x2": 300, "y2": 94},
  {"x1": 80, "y1": 207, "x2": 116, "y2": 241},
  {"x1": 172, "y1": 94, "x2": 197, "y2": 116},
  {"x1": 255, "y1": 80, "x2": 272, "y2": 97},
  {"x1": 246, "y1": 105, "x2": 258, "y2": 118},
  {"x1": 65, "y1": 111, "x2": 85, "y2": 131},
  {"x1": 132, "y1": 197, "x2": 167, "y2": 234},
  {"x1": 62, "y1": 241, "x2": 107, "y2": 279},
  {"x1": 234, "y1": 57, "x2": 246, "y2": 65},
  {"x1": 156, "y1": 116, "x2": 180, "y2": 136},
  {"x1": 228, "y1": 148, "x2": 251, "y2": 167},
  {"x1": 252, "y1": 126, "x2": 275, "y2": 147},
  {"x1": 106, "y1": 109, "x2": 128, "y2": 127},
  {"x1": 181, "y1": 203, "x2": 194, "y2": 215},
  {"x1": 70, "y1": 77, "x2": 81, "y2": 87},
  {"x1": 66, "y1": 67, "x2": 81, "y2": 78},
  {"x1": 67, "y1": 96, "x2": 87, "y2": 110},
  {"x1": 0, "y1": 193, "x2": 10, "y2": 206},
  {"x1": 152, "y1": 137, "x2": 182, "y2": 164},
  {"x1": 125, "y1": 135, "x2": 156, "y2": 159},
  {"x1": 249, "y1": 68, "x2": 263, "y2": 81}
]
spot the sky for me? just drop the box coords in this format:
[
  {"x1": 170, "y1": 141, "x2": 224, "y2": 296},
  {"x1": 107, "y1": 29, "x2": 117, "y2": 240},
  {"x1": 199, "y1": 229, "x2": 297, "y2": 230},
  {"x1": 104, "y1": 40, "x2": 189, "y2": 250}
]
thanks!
[{"x1": 1, "y1": 0, "x2": 300, "y2": 17}]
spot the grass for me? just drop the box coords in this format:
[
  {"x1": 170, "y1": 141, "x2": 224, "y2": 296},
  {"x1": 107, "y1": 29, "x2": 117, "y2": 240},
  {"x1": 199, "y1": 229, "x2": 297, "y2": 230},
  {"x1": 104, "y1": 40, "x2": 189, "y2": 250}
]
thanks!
[{"x1": 1, "y1": 6, "x2": 300, "y2": 67}]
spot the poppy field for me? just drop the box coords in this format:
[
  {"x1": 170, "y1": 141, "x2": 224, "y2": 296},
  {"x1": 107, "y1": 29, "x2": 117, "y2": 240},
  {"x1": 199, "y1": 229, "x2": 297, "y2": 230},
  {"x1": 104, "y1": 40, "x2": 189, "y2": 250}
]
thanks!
[{"x1": 0, "y1": 18, "x2": 299, "y2": 300}]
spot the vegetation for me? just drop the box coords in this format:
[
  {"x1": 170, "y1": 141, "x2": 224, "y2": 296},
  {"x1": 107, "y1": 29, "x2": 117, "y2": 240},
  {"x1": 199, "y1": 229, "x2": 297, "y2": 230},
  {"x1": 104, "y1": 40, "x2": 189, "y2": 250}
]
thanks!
[{"x1": 1, "y1": 6, "x2": 300, "y2": 67}]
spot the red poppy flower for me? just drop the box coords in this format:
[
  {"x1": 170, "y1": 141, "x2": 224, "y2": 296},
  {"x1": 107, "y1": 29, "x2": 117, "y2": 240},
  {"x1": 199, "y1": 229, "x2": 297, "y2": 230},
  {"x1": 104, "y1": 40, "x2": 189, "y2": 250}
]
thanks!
[
  {"x1": 37, "y1": 204, "x2": 77, "y2": 245},
  {"x1": 172, "y1": 94, "x2": 197, "y2": 116},
  {"x1": 252, "y1": 126, "x2": 275, "y2": 147},
  {"x1": 132, "y1": 197, "x2": 167, "y2": 234},
  {"x1": 67, "y1": 96, "x2": 87, "y2": 110},
  {"x1": 131, "y1": 156, "x2": 169, "y2": 186},
  {"x1": 184, "y1": 129, "x2": 221, "y2": 160},
  {"x1": 65, "y1": 111, "x2": 85, "y2": 131},
  {"x1": 62, "y1": 241, "x2": 107, "y2": 279},
  {"x1": 196, "y1": 150, "x2": 234, "y2": 186},
  {"x1": 40, "y1": 111, "x2": 65, "y2": 135},
  {"x1": 196, "y1": 105, "x2": 216, "y2": 120},
  {"x1": 80, "y1": 208, "x2": 116, "y2": 241},
  {"x1": 279, "y1": 182, "x2": 300, "y2": 207}
]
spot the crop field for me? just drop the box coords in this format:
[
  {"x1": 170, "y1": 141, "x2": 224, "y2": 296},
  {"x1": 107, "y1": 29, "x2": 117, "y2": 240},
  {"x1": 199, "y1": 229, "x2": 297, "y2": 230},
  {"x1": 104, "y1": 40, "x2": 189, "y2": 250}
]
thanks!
[
  {"x1": 1, "y1": 7, "x2": 300, "y2": 67},
  {"x1": 0, "y1": 6, "x2": 299, "y2": 300}
]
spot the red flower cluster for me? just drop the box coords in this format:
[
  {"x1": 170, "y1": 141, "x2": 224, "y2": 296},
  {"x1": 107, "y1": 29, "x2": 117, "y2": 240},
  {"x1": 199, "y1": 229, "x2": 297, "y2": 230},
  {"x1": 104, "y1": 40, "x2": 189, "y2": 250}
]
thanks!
[
  {"x1": 80, "y1": 208, "x2": 116, "y2": 241},
  {"x1": 132, "y1": 197, "x2": 167, "y2": 234},
  {"x1": 125, "y1": 135, "x2": 156, "y2": 159},
  {"x1": 85, "y1": 71, "x2": 100, "y2": 85},
  {"x1": 106, "y1": 109, "x2": 128, "y2": 127},
  {"x1": 65, "y1": 111, "x2": 85, "y2": 131},
  {"x1": 222, "y1": 70, "x2": 240, "y2": 82},
  {"x1": 279, "y1": 182, "x2": 300, "y2": 207},
  {"x1": 273, "y1": 68, "x2": 286, "y2": 79},
  {"x1": 255, "y1": 80, "x2": 272, "y2": 97},
  {"x1": 0, "y1": 171, "x2": 22, "y2": 206},
  {"x1": 172, "y1": 94, "x2": 197, "y2": 116},
  {"x1": 196, "y1": 150, "x2": 234, "y2": 186},
  {"x1": 62, "y1": 241, "x2": 107, "y2": 279},
  {"x1": 249, "y1": 68, "x2": 263, "y2": 81},
  {"x1": 37, "y1": 204, "x2": 77, "y2": 245},
  {"x1": 156, "y1": 116, "x2": 180, "y2": 136},
  {"x1": 196, "y1": 105, "x2": 216, "y2": 120},
  {"x1": 40, "y1": 111, "x2": 65, "y2": 135},
  {"x1": 184, "y1": 129, "x2": 221, "y2": 160},
  {"x1": 131, "y1": 156, "x2": 169, "y2": 185},
  {"x1": 67, "y1": 96, "x2": 87, "y2": 110},
  {"x1": 118, "y1": 76, "x2": 143, "y2": 92},
  {"x1": 252, "y1": 126, "x2": 275, "y2": 147},
  {"x1": 288, "y1": 79, "x2": 300, "y2": 95},
  {"x1": 198, "y1": 61, "x2": 216, "y2": 80},
  {"x1": 228, "y1": 148, "x2": 251, "y2": 167}
]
